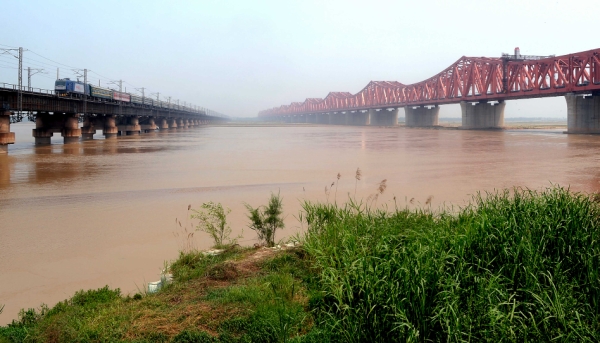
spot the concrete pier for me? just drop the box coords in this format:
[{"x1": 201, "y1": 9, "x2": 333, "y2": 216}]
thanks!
[
  {"x1": 168, "y1": 118, "x2": 178, "y2": 129},
  {"x1": 405, "y1": 106, "x2": 439, "y2": 127},
  {"x1": 141, "y1": 117, "x2": 157, "y2": 132},
  {"x1": 62, "y1": 114, "x2": 81, "y2": 144},
  {"x1": 369, "y1": 109, "x2": 399, "y2": 126},
  {"x1": 348, "y1": 111, "x2": 370, "y2": 126},
  {"x1": 32, "y1": 113, "x2": 54, "y2": 145},
  {"x1": 157, "y1": 118, "x2": 169, "y2": 130},
  {"x1": 0, "y1": 110, "x2": 15, "y2": 153},
  {"x1": 81, "y1": 116, "x2": 96, "y2": 140},
  {"x1": 316, "y1": 113, "x2": 330, "y2": 124},
  {"x1": 122, "y1": 116, "x2": 141, "y2": 135},
  {"x1": 460, "y1": 101, "x2": 505, "y2": 129},
  {"x1": 177, "y1": 118, "x2": 185, "y2": 128},
  {"x1": 103, "y1": 115, "x2": 118, "y2": 138},
  {"x1": 306, "y1": 114, "x2": 317, "y2": 123},
  {"x1": 566, "y1": 93, "x2": 600, "y2": 133},
  {"x1": 330, "y1": 112, "x2": 345, "y2": 125}
]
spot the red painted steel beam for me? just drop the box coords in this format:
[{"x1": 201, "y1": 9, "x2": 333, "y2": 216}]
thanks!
[{"x1": 259, "y1": 48, "x2": 600, "y2": 117}]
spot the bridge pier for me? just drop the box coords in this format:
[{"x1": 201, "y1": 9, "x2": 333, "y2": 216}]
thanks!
[
  {"x1": 349, "y1": 111, "x2": 370, "y2": 126},
  {"x1": 141, "y1": 117, "x2": 157, "y2": 133},
  {"x1": 156, "y1": 118, "x2": 169, "y2": 130},
  {"x1": 122, "y1": 116, "x2": 141, "y2": 135},
  {"x1": 0, "y1": 110, "x2": 15, "y2": 153},
  {"x1": 81, "y1": 116, "x2": 96, "y2": 140},
  {"x1": 405, "y1": 106, "x2": 439, "y2": 127},
  {"x1": 103, "y1": 115, "x2": 118, "y2": 138},
  {"x1": 32, "y1": 113, "x2": 54, "y2": 145},
  {"x1": 316, "y1": 113, "x2": 330, "y2": 124},
  {"x1": 369, "y1": 109, "x2": 399, "y2": 126},
  {"x1": 168, "y1": 118, "x2": 178, "y2": 129},
  {"x1": 460, "y1": 101, "x2": 505, "y2": 129},
  {"x1": 177, "y1": 118, "x2": 185, "y2": 129},
  {"x1": 566, "y1": 93, "x2": 600, "y2": 133},
  {"x1": 306, "y1": 114, "x2": 317, "y2": 124},
  {"x1": 62, "y1": 114, "x2": 81, "y2": 144},
  {"x1": 329, "y1": 112, "x2": 344, "y2": 125}
]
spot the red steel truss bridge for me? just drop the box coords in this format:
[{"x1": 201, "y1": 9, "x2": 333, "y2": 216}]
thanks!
[{"x1": 258, "y1": 48, "x2": 600, "y2": 133}]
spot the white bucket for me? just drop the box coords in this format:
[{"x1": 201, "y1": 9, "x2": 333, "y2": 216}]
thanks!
[{"x1": 148, "y1": 281, "x2": 162, "y2": 293}]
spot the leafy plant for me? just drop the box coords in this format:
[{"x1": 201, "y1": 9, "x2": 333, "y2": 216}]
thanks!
[
  {"x1": 245, "y1": 192, "x2": 285, "y2": 247},
  {"x1": 190, "y1": 201, "x2": 236, "y2": 248}
]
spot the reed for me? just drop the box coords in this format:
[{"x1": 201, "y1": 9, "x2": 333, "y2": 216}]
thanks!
[{"x1": 301, "y1": 186, "x2": 600, "y2": 342}]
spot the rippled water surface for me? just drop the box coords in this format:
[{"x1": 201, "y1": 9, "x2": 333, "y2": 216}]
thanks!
[{"x1": 2, "y1": 122, "x2": 600, "y2": 324}]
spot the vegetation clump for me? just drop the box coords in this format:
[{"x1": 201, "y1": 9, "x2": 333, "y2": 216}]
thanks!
[
  {"x1": 191, "y1": 201, "x2": 236, "y2": 248},
  {"x1": 302, "y1": 187, "x2": 600, "y2": 342},
  {"x1": 245, "y1": 192, "x2": 285, "y2": 247}
]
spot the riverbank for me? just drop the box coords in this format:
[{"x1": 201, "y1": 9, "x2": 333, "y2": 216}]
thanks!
[{"x1": 2, "y1": 186, "x2": 599, "y2": 342}]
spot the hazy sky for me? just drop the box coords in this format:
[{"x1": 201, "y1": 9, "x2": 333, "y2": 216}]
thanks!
[{"x1": 1, "y1": 0, "x2": 597, "y2": 118}]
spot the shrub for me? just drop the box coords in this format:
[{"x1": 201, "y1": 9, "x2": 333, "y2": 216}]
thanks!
[
  {"x1": 191, "y1": 201, "x2": 236, "y2": 248},
  {"x1": 245, "y1": 192, "x2": 284, "y2": 247}
]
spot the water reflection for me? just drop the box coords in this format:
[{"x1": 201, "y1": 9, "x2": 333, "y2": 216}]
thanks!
[{"x1": 0, "y1": 155, "x2": 14, "y2": 189}]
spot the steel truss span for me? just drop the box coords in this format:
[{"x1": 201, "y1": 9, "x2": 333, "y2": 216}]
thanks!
[{"x1": 259, "y1": 48, "x2": 600, "y2": 117}]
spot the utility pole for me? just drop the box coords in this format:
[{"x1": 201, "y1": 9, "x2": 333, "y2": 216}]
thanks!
[
  {"x1": 135, "y1": 87, "x2": 145, "y2": 104},
  {"x1": 57, "y1": 68, "x2": 59, "y2": 79},
  {"x1": 28, "y1": 67, "x2": 45, "y2": 91},
  {"x1": 74, "y1": 69, "x2": 89, "y2": 115},
  {"x1": 18, "y1": 47, "x2": 22, "y2": 117},
  {"x1": 0, "y1": 47, "x2": 26, "y2": 121},
  {"x1": 83, "y1": 69, "x2": 87, "y2": 115}
]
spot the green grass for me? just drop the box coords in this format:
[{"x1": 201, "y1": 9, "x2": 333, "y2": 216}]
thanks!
[
  {"x1": 2, "y1": 186, "x2": 599, "y2": 342},
  {"x1": 302, "y1": 187, "x2": 600, "y2": 342}
]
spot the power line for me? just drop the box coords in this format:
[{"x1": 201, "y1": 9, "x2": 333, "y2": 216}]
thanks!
[{"x1": 27, "y1": 49, "x2": 78, "y2": 69}]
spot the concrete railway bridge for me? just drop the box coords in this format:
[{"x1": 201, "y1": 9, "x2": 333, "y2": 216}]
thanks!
[
  {"x1": 259, "y1": 48, "x2": 600, "y2": 133},
  {"x1": 0, "y1": 85, "x2": 227, "y2": 153}
]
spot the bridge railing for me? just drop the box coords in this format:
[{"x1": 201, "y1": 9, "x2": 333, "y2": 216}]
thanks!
[{"x1": 1, "y1": 83, "x2": 55, "y2": 95}]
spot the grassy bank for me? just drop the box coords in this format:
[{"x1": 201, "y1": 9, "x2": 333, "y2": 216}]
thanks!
[{"x1": 2, "y1": 187, "x2": 600, "y2": 342}]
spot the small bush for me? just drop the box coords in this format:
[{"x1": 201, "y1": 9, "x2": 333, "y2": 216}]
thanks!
[
  {"x1": 245, "y1": 192, "x2": 284, "y2": 247},
  {"x1": 191, "y1": 201, "x2": 236, "y2": 248},
  {"x1": 70, "y1": 286, "x2": 121, "y2": 307}
]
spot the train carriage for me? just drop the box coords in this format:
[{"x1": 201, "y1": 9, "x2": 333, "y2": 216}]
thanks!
[
  {"x1": 89, "y1": 85, "x2": 112, "y2": 100},
  {"x1": 131, "y1": 94, "x2": 144, "y2": 104},
  {"x1": 113, "y1": 91, "x2": 131, "y2": 103}
]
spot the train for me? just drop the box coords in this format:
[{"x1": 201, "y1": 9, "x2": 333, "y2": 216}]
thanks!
[{"x1": 54, "y1": 78, "x2": 183, "y2": 110}]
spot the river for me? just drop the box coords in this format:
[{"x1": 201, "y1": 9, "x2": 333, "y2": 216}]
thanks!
[{"x1": 1, "y1": 121, "x2": 600, "y2": 324}]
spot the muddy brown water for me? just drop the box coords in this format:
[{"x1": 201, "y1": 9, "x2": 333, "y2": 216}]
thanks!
[{"x1": 1, "y1": 122, "x2": 599, "y2": 324}]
